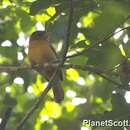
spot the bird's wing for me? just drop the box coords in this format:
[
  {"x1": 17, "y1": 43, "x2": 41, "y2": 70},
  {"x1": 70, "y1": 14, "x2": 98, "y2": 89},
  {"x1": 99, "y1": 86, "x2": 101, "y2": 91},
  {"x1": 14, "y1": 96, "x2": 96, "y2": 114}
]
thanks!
[{"x1": 49, "y1": 45, "x2": 58, "y2": 58}]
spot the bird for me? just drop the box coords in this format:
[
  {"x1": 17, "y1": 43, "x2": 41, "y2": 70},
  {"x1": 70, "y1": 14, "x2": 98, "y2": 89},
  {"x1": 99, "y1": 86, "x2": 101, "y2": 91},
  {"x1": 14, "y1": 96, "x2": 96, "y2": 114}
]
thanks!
[{"x1": 28, "y1": 31, "x2": 64, "y2": 103}]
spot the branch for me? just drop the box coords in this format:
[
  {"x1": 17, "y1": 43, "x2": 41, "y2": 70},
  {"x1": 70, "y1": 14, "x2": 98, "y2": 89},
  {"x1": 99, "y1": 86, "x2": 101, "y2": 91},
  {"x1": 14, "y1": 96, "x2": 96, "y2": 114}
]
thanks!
[
  {"x1": 67, "y1": 26, "x2": 130, "y2": 58},
  {"x1": 64, "y1": 64, "x2": 119, "y2": 76},
  {"x1": 0, "y1": 63, "x2": 126, "y2": 90},
  {"x1": 16, "y1": 1, "x2": 74, "y2": 130},
  {"x1": 0, "y1": 65, "x2": 30, "y2": 73},
  {"x1": 60, "y1": 0, "x2": 74, "y2": 64},
  {"x1": 0, "y1": 63, "x2": 118, "y2": 76},
  {"x1": 64, "y1": 64, "x2": 129, "y2": 90},
  {"x1": 0, "y1": 107, "x2": 13, "y2": 130},
  {"x1": 16, "y1": 77, "x2": 51, "y2": 130},
  {"x1": 96, "y1": 73, "x2": 124, "y2": 89}
]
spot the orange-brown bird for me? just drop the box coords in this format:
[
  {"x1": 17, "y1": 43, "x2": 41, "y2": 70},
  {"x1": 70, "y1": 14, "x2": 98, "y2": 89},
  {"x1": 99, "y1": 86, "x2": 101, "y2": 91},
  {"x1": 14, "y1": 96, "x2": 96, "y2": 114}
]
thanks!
[{"x1": 28, "y1": 31, "x2": 64, "y2": 103}]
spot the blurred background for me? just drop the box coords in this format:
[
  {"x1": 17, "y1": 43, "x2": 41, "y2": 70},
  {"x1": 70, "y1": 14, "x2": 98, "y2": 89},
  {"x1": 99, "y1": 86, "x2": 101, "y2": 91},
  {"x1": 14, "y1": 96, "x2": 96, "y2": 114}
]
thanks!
[{"x1": 0, "y1": 0, "x2": 130, "y2": 130}]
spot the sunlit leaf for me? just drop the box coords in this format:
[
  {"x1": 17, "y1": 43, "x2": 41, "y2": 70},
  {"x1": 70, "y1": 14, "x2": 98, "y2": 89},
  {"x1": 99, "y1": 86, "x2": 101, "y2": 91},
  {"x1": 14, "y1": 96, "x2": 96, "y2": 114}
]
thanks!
[
  {"x1": 47, "y1": 6, "x2": 56, "y2": 16},
  {"x1": 64, "y1": 101, "x2": 75, "y2": 112},
  {"x1": 66, "y1": 68, "x2": 79, "y2": 81},
  {"x1": 80, "y1": 11, "x2": 99, "y2": 28},
  {"x1": 32, "y1": 75, "x2": 45, "y2": 96},
  {"x1": 119, "y1": 44, "x2": 126, "y2": 57},
  {"x1": 40, "y1": 101, "x2": 62, "y2": 119}
]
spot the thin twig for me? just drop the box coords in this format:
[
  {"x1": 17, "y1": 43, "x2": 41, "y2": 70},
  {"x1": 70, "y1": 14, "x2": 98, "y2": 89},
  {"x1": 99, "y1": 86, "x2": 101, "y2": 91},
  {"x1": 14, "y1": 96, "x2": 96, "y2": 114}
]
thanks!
[
  {"x1": 95, "y1": 73, "x2": 125, "y2": 89},
  {"x1": 64, "y1": 64, "x2": 129, "y2": 90},
  {"x1": 67, "y1": 26, "x2": 130, "y2": 58},
  {"x1": 64, "y1": 64, "x2": 119, "y2": 76},
  {"x1": 16, "y1": 1, "x2": 74, "y2": 130}
]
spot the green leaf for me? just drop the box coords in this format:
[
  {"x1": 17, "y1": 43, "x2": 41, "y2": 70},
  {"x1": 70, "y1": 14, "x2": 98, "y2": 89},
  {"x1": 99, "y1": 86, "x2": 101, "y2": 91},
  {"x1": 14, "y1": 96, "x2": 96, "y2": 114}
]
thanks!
[
  {"x1": 30, "y1": 0, "x2": 61, "y2": 15},
  {"x1": 3, "y1": 94, "x2": 17, "y2": 107}
]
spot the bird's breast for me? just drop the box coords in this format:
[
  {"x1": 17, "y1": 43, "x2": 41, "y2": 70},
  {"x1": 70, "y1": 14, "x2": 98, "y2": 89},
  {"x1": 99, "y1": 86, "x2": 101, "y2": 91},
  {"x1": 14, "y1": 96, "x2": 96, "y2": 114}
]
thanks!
[{"x1": 28, "y1": 40, "x2": 56, "y2": 64}]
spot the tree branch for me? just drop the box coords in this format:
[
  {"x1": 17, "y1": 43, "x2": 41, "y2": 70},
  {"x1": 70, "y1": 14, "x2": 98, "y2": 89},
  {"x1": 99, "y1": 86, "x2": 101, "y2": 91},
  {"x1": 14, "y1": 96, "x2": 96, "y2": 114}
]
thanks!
[
  {"x1": 0, "y1": 63, "x2": 127, "y2": 90},
  {"x1": 67, "y1": 26, "x2": 130, "y2": 58},
  {"x1": 64, "y1": 64, "x2": 129, "y2": 90},
  {"x1": 16, "y1": 1, "x2": 74, "y2": 130},
  {"x1": 16, "y1": 77, "x2": 51, "y2": 130},
  {"x1": 0, "y1": 107, "x2": 13, "y2": 130},
  {"x1": 64, "y1": 64, "x2": 119, "y2": 76},
  {"x1": 96, "y1": 73, "x2": 124, "y2": 89},
  {"x1": 0, "y1": 65, "x2": 30, "y2": 73},
  {"x1": 60, "y1": 0, "x2": 74, "y2": 65},
  {"x1": 0, "y1": 63, "x2": 117, "y2": 76}
]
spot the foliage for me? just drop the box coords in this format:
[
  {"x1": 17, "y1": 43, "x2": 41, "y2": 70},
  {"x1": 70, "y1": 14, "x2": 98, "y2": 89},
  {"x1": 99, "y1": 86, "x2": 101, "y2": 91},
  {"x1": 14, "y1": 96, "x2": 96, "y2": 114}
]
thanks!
[{"x1": 0, "y1": 0, "x2": 130, "y2": 130}]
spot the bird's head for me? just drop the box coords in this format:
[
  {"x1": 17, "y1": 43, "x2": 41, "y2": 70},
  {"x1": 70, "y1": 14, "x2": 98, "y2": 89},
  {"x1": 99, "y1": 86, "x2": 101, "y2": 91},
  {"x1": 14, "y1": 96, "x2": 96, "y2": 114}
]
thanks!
[{"x1": 29, "y1": 31, "x2": 49, "y2": 42}]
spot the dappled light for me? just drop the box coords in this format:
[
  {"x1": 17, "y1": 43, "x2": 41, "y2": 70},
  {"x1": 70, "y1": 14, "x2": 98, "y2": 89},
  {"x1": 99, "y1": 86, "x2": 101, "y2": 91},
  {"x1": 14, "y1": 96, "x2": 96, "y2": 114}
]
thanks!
[
  {"x1": 123, "y1": 34, "x2": 129, "y2": 44},
  {"x1": 35, "y1": 22, "x2": 45, "y2": 31},
  {"x1": 14, "y1": 77, "x2": 24, "y2": 85},
  {"x1": 5, "y1": 86, "x2": 11, "y2": 93},
  {"x1": 17, "y1": 52, "x2": 24, "y2": 61},
  {"x1": 72, "y1": 97, "x2": 87, "y2": 106},
  {"x1": 66, "y1": 90, "x2": 76, "y2": 98},
  {"x1": 124, "y1": 91, "x2": 130, "y2": 104},
  {"x1": 1, "y1": 40, "x2": 12, "y2": 47},
  {"x1": 0, "y1": 1, "x2": 130, "y2": 130},
  {"x1": 77, "y1": 77, "x2": 86, "y2": 86},
  {"x1": 113, "y1": 28, "x2": 124, "y2": 39}
]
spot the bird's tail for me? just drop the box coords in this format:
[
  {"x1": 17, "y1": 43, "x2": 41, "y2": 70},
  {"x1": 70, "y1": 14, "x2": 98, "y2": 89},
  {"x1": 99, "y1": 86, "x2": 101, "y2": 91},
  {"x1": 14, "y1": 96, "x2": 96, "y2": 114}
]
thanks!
[
  {"x1": 36, "y1": 67, "x2": 64, "y2": 102},
  {"x1": 52, "y1": 83, "x2": 64, "y2": 103}
]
